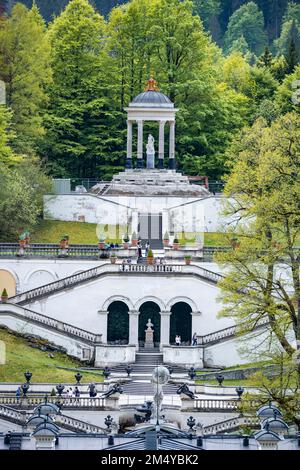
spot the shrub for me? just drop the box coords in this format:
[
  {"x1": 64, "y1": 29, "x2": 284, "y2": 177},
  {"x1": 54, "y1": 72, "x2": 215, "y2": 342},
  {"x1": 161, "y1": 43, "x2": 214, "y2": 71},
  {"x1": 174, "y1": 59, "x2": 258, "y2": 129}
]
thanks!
[
  {"x1": 1, "y1": 288, "x2": 8, "y2": 298},
  {"x1": 147, "y1": 249, "x2": 154, "y2": 258}
]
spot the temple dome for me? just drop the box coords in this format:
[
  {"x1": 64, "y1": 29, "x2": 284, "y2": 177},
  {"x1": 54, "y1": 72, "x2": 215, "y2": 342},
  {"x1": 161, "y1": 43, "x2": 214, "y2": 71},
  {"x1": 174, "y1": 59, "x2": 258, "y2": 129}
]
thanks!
[{"x1": 131, "y1": 90, "x2": 173, "y2": 108}]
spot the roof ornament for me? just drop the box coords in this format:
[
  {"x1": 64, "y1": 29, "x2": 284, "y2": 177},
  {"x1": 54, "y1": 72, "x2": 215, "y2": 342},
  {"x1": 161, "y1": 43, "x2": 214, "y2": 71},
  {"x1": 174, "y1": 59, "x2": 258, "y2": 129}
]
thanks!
[{"x1": 145, "y1": 74, "x2": 159, "y2": 92}]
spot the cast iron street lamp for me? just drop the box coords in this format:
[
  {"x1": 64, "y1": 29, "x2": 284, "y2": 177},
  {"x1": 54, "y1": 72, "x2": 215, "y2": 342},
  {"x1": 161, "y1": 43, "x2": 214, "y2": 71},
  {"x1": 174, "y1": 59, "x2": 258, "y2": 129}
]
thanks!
[{"x1": 21, "y1": 383, "x2": 30, "y2": 397}]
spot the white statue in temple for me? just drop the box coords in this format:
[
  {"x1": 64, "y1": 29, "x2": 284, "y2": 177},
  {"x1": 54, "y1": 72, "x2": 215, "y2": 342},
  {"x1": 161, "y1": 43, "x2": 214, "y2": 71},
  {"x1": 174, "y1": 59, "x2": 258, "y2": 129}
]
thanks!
[{"x1": 146, "y1": 134, "x2": 155, "y2": 169}]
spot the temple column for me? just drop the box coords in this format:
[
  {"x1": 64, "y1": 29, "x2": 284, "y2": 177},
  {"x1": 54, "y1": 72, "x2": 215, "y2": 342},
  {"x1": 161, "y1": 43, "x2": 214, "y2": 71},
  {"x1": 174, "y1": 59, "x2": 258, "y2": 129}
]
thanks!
[
  {"x1": 137, "y1": 120, "x2": 144, "y2": 169},
  {"x1": 160, "y1": 310, "x2": 172, "y2": 349},
  {"x1": 97, "y1": 310, "x2": 109, "y2": 343},
  {"x1": 125, "y1": 120, "x2": 133, "y2": 169},
  {"x1": 158, "y1": 120, "x2": 166, "y2": 169},
  {"x1": 129, "y1": 310, "x2": 139, "y2": 347},
  {"x1": 169, "y1": 121, "x2": 175, "y2": 170}
]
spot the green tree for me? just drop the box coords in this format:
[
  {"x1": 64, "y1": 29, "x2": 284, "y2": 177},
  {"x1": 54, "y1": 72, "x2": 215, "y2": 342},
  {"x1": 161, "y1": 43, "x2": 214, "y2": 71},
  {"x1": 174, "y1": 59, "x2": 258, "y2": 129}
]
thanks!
[
  {"x1": 224, "y1": 2, "x2": 267, "y2": 56},
  {"x1": 275, "y1": 18, "x2": 300, "y2": 58},
  {"x1": 275, "y1": 64, "x2": 300, "y2": 114},
  {"x1": 217, "y1": 113, "x2": 300, "y2": 419},
  {"x1": 0, "y1": 2, "x2": 51, "y2": 154},
  {"x1": 43, "y1": 0, "x2": 124, "y2": 179},
  {"x1": 257, "y1": 46, "x2": 274, "y2": 68},
  {"x1": 0, "y1": 104, "x2": 19, "y2": 166},
  {"x1": 193, "y1": 0, "x2": 221, "y2": 40}
]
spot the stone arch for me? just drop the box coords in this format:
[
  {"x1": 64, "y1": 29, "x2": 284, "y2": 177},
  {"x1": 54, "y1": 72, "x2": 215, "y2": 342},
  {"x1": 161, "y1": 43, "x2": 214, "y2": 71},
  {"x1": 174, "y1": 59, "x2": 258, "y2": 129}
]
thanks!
[
  {"x1": 134, "y1": 296, "x2": 166, "y2": 312},
  {"x1": 102, "y1": 296, "x2": 134, "y2": 311},
  {"x1": 138, "y1": 301, "x2": 161, "y2": 346},
  {"x1": 166, "y1": 296, "x2": 198, "y2": 313},
  {"x1": 107, "y1": 301, "x2": 129, "y2": 345},
  {"x1": 25, "y1": 268, "x2": 58, "y2": 290},
  {"x1": 169, "y1": 302, "x2": 192, "y2": 345},
  {"x1": 0, "y1": 269, "x2": 19, "y2": 297}
]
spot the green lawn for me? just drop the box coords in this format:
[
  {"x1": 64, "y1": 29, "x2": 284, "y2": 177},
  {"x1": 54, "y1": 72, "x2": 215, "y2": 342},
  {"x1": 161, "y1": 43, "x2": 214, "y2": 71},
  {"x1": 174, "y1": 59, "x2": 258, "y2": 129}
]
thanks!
[
  {"x1": 0, "y1": 328, "x2": 103, "y2": 383},
  {"x1": 30, "y1": 220, "x2": 125, "y2": 244},
  {"x1": 29, "y1": 220, "x2": 230, "y2": 247}
]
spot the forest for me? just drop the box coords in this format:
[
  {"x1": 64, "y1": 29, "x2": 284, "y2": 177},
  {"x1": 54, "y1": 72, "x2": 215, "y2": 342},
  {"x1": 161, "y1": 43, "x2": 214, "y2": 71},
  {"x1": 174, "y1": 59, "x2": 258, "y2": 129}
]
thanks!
[{"x1": 0, "y1": 0, "x2": 299, "y2": 237}]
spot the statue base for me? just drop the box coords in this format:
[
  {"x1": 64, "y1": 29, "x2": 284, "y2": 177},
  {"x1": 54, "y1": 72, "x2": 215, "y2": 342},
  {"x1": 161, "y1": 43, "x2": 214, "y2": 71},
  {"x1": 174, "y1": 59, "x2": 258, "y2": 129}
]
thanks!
[
  {"x1": 146, "y1": 152, "x2": 155, "y2": 169},
  {"x1": 137, "y1": 159, "x2": 144, "y2": 169}
]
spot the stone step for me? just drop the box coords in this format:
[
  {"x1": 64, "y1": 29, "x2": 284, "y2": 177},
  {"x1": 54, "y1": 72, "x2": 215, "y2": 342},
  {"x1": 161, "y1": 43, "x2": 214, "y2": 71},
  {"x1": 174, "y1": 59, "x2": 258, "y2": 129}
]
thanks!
[{"x1": 122, "y1": 381, "x2": 178, "y2": 396}]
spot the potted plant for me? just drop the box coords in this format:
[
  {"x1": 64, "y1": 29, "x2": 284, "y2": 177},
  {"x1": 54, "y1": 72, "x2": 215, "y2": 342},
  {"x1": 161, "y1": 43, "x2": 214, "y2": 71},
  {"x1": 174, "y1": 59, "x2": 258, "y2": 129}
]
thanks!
[
  {"x1": 163, "y1": 231, "x2": 170, "y2": 247},
  {"x1": 123, "y1": 233, "x2": 130, "y2": 249},
  {"x1": 131, "y1": 231, "x2": 138, "y2": 247},
  {"x1": 110, "y1": 253, "x2": 117, "y2": 264},
  {"x1": 1, "y1": 288, "x2": 8, "y2": 303},
  {"x1": 173, "y1": 236, "x2": 180, "y2": 250},
  {"x1": 184, "y1": 255, "x2": 192, "y2": 265},
  {"x1": 98, "y1": 234, "x2": 105, "y2": 250},
  {"x1": 147, "y1": 248, "x2": 154, "y2": 265}
]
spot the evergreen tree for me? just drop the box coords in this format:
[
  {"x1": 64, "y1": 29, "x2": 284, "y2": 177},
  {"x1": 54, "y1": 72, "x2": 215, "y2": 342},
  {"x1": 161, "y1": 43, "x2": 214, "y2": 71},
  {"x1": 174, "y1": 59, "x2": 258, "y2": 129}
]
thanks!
[
  {"x1": 0, "y1": 105, "x2": 19, "y2": 166},
  {"x1": 227, "y1": 34, "x2": 251, "y2": 56},
  {"x1": 43, "y1": 0, "x2": 124, "y2": 179},
  {"x1": 0, "y1": 2, "x2": 51, "y2": 153},
  {"x1": 275, "y1": 18, "x2": 300, "y2": 57},
  {"x1": 224, "y1": 2, "x2": 268, "y2": 56},
  {"x1": 257, "y1": 47, "x2": 274, "y2": 68}
]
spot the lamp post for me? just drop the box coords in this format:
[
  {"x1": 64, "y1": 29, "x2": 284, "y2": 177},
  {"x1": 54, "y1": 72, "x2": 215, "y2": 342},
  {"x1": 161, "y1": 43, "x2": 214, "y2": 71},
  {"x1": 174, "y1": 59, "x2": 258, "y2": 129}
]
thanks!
[
  {"x1": 74, "y1": 372, "x2": 82, "y2": 384},
  {"x1": 24, "y1": 371, "x2": 32, "y2": 384}
]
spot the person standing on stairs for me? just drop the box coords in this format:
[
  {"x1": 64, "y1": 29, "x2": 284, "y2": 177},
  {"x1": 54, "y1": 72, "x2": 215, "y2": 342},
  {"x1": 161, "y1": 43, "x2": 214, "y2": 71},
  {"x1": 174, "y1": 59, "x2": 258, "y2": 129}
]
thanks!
[
  {"x1": 145, "y1": 240, "x2": 150, "y2": 257},
  {"x1": 137, "y1": 240, "x2": 142, "y2": 258}
]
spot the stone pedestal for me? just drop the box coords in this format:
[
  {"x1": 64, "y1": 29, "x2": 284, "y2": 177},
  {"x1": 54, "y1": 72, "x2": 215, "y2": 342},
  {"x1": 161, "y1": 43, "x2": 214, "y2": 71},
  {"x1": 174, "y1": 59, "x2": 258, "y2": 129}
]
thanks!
[
  {"x1": 145, "y1": 328, "x2": 154, "y2": 349},
  {"x1": 105, "y1": 394, "x2": 121, "y2": 410},
  {"x1": 180, "y1": 396, "x2": 195, "y2": 412},
  {"x1": 146, "y1": 152, "x2": 155, "y2": 169}
]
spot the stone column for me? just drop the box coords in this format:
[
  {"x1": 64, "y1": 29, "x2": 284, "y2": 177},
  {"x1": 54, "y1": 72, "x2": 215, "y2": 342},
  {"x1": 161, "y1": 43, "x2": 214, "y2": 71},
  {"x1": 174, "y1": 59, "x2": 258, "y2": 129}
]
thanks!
[
  {"x1": 169, "y1": 121, "x2": 175, "y2": 170},
  {"x1": 126, "y1": 120, "x2": 133, "y2": 169},
  {"x1": 160, "y1": 310, "x2": 172, "y2": 349},
  {"x1": 97, "y1": 310, "x2": 109, "y2": 344},
  {"x1": 158, "y1": 120, "x2": 166, "y2": 169},
  {"x1": 191, "y1": 311, "x2": 202, "y2": 342},
  {"x1": 137, "y1": 120, "x2": 144, "y2": 169},
  {"x1": 128, "y1": 310, "x2": 139, "y2": 347}
]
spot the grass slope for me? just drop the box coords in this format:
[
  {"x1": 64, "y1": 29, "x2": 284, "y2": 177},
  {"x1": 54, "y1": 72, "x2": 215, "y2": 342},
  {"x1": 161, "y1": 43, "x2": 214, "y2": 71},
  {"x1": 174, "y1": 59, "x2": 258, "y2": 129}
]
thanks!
[
  {"x1": 30, "y1": 220, "x2": 229, "y2": 246},
  {"x1": 0, "y1": 328, "x2": 102, "y2": 383}
]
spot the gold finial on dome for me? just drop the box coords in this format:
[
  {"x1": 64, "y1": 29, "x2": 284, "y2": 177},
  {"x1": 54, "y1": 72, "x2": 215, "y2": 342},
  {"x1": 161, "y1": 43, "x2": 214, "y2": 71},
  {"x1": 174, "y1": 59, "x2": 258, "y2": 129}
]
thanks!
[{"x1": 145, "y1": 74, "x2": 159, "y2": 92}]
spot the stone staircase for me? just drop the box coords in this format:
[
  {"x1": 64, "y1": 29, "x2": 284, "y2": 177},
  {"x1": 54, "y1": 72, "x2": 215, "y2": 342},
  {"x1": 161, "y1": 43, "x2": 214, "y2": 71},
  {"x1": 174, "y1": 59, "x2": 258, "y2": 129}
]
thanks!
[{"x1": 122, "y1": 380, "x2": 178, "y2": 396}]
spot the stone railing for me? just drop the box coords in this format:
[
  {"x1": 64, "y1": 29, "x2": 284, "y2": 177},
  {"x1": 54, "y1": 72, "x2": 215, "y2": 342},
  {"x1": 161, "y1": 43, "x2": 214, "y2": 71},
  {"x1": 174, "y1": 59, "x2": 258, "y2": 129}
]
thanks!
[
  {"x1": 197, "y1": 316, "x2": 270, "y2": 345},
  {"x1": 0, "y1": 303, "x2": 102, "y2": 345},
  {"x1": 0, "y1": 403, "x2": 27, "y2": 425},
  {"x1": 0, "y1": 395, "x2": 106, "y2": 410},
  {"x1": 10, "y1": 263, "x2": 223, "y2": 305},
  {"x1": 55, "y1": 414, "x2": 106, "y2": 434},
  {"x1": 203, "y1": 416, "x2": 258, "y2": 435},
  {"x1": 194, "y1": 398, "x2": 242, "y2": 411}
]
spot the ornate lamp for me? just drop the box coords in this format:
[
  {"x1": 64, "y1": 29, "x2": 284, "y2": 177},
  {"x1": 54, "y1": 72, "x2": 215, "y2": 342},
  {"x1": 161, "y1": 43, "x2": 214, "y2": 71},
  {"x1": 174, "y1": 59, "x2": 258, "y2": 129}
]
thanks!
[
  {"x1": 188, "y1": 367, "x2": 196, "y2": 380},
  {"x1": 216, "y1": 374, "x2": 224, "y2": 386},
  {"x1": 103, "y1": 367, "x2": 111, "y2": 380},
  {"x1": 21, "y1": 382, "x2": 30, "y2": 397},
  {"x1": 104, "y1": 415, "x2": 113, "y2": 430},
  {"x1": 125, "y1": 364, "x2": 132, "y2": 377},
  {"x1": 187, "y1": 416, "x2": 196, "y2": 431},
  {"x1": 56, "y1": 384, "x2": 65, "y2": 397},
  {"x1": 236, "y1": 386, "x2": 244, "y2": 399}
]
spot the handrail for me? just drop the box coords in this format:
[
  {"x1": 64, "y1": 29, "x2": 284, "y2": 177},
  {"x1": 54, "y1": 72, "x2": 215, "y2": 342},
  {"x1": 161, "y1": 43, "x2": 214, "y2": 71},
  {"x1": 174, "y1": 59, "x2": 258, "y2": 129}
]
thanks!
[
  {"x1": 202, "y1": 416, "x2": 258, "y2": 435},
  {"x1": 10, "y1": 263, "x2": 223, "y2": 305},
  {"x1": 0, "y1": 303, "x2": 102, "y2": 345},
  {"x1": 0, "y1": 395, "x2": 106, "y2": 409},
  {"x1": 194, "y1": 398, "x2": 259, "y2": 411}
]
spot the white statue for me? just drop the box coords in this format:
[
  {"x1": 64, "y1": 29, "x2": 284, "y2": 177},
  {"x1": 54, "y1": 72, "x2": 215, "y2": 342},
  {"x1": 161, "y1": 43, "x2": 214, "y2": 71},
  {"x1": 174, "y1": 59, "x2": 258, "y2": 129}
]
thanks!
[
  {"x1": 146, "y1": 134, "x2": 155, "y2": 154},
  {"x1": 151, "y1": 366, "x2": 170, "y2": 422},
  {"x1": 146, "y1": 318, "x2": 153, "y2": 331}
]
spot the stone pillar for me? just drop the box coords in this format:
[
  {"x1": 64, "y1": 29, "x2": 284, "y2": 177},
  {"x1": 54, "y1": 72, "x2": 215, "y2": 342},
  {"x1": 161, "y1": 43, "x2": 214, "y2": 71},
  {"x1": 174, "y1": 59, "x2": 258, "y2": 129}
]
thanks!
[
  {"x1": 126, "y1": 120, "x2": 133, "y2": 169},
  {"x1": 158, "y1": 120, "x2": 166, "y2": 169},
  {"x1": 191, "y1": 311, "x2": 202, "y2": 341},
  {"x1": 128, "y1": 310, "x2": 139, "y2": 347},
  {"x1": 97, "y1": 310, "x2": 109, "y2": 344},
  {"x1": 169, "y1": 121, "x2": 175, "y2": 170},
  {"x1": 160, "y1": 310, "x2": 172, "y2": 349},
  {"x1": 137, "y1": 120, "x2": 144, "y2": 169}
]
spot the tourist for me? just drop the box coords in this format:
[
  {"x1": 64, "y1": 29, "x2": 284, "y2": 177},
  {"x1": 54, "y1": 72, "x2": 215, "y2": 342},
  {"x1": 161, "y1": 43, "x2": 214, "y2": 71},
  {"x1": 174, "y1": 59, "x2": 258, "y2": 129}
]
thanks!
[
  {"x1": 175, "y1": 335, "x2": 180, "y2": 346},
  {"x1": 74, "y1": 386, "x2": 80, "y2": 403},
  {"x1": 68, "y1": 387, "x2": 73, "y2": 403},
  {"x1": 192, "y1": 332, "x2": 198, "y2": 346},
  {"x1": 15, "y1": 386, "x2": 21, "y2": 399},
  {"x1": 137, "y1": 241, "x2": 142, "y2": 258},
  {"x1": 122, "y1": 258, "x2": 126, "y2": 271},
  {"x1": 145, "y1": 241, "x2": 150, "y2": 257}
]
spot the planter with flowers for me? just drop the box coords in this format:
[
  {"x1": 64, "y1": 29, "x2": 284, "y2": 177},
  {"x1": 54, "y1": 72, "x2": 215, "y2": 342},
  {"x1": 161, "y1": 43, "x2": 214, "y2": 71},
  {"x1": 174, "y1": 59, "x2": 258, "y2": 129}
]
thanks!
[
  {"x1": 1, "y1": 288, "x2": 8, "y2": 303},
  {"x1": 147, "y1": 249, "x2": 154, "y2": 265},
  {"x1": 163, "y1": 231, "x2": 170, "y2": 247},
  {"x1": 110, "y1": 253, "x2": 117, "y2": 264},
  {"x1": 173, "y1": 236, "x2": 180, "y2": 250},
  {"x1": 123, "y1": 234, "x2": 130, "y2": 249},
  {"x1": 184, "y1": 255, "x2": 192, "y2": 265},
  {"x1": 131, "y1": 231, "x2": 138, "y2": 247}
]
